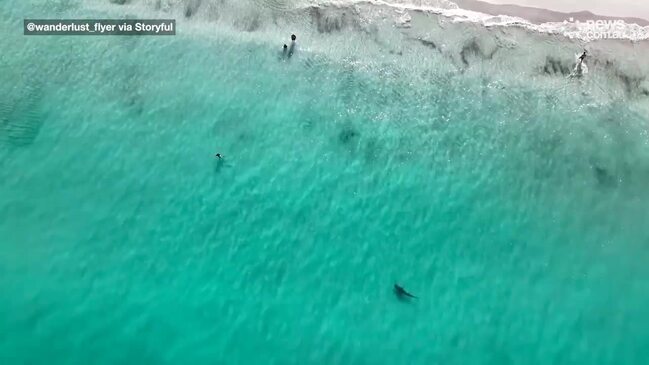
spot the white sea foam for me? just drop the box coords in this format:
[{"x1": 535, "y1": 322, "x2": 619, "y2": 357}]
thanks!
[
  {"x1": 82, "y1": 0, "x2": 649, "y2": 42},
  {"x1": 302, "y1": 0, "x2": 649, "y2": 41}
]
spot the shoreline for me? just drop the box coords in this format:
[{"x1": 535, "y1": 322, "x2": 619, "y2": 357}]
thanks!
[
  {"x1": 454, "y1": 0, "x2": 649, "y2": 26},
  {"x1": 80, "y1": 0, "x2": 649, "y2": 108},
  {"x1": 348, "y1": 1, "x2": 649, "y2": 41},
  {"x1": 299, "y1": 1, "x2": 649, "y2": 42}
]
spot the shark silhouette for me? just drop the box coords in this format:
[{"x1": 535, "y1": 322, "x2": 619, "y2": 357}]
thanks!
[{"x1": 394, "y1": 284, "x2": 417, "y2": 299}]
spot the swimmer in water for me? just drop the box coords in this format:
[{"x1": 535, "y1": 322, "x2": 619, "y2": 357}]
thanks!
[
  {"x1": 288, "y1": 34, "x2": 297, "y2": 58},
  {"x1": 283, "y1": 44, "x2": 288, "y2": 56},
  {"x1": 215, "y1": 153, "x2": 223, "y2": 159}
]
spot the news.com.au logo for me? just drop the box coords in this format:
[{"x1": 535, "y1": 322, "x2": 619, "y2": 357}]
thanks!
[{"x1": 562, "y1": 17, "x2": 646, "y2": 40}]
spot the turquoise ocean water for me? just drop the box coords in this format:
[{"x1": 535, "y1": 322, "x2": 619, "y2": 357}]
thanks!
[{"x1": 1, "y1": 1, "x2": 649, "y2": 364}]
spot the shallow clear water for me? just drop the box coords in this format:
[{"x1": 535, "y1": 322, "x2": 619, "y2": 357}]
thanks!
[{"x1": 2, "y1": 1, "x2": 649, "y2": 364}]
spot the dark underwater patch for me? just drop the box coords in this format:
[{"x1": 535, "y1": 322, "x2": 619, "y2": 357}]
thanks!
[
  {"x1": 0, "y1": 89, "x2": 45, "y2": 148},
  {"x1": 592, "y1": 57, "x2": 647, "y2": 97},
  {"x1": 417, "y1": 38, "x2": 438, "y2": 50},
  {"x1": 338, "y1": 125, "x2": 360, "y2": 144},
  {"x1": 593, "y1": 165, "x2": 618, "y2": 188},
  {"x1": 541, "y1": 56, "x2": 572, "y2": 76},
  {"x1": 615, "y1": 71, "x2": 646, "y2": 97},
  {"x1": 309, "y1": 7, "x2": 349, "y2": 33},
  {"x1": 460, "y1": 39, "x2": 497, "y2": 67},
  {"x1": 184, "y1": 0, "x2": 202, "y2": 18}
]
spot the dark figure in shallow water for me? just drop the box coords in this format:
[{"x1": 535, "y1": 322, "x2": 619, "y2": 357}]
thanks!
[
  {"x1": 394, "y1": 284, "x2": 417, "y2": 299},
  {"x1": 283, "y1": 44, "x2": 288, "y2": 56},
  {"x1": 288, "y1": 34, "x2": 297, "y2": 58},
  {"x1": 579, "y1": 50, "x2": 587, "y2": 61},
  {"x1": 215, "y1": 153, "x2": 223, "y2": 159}
]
